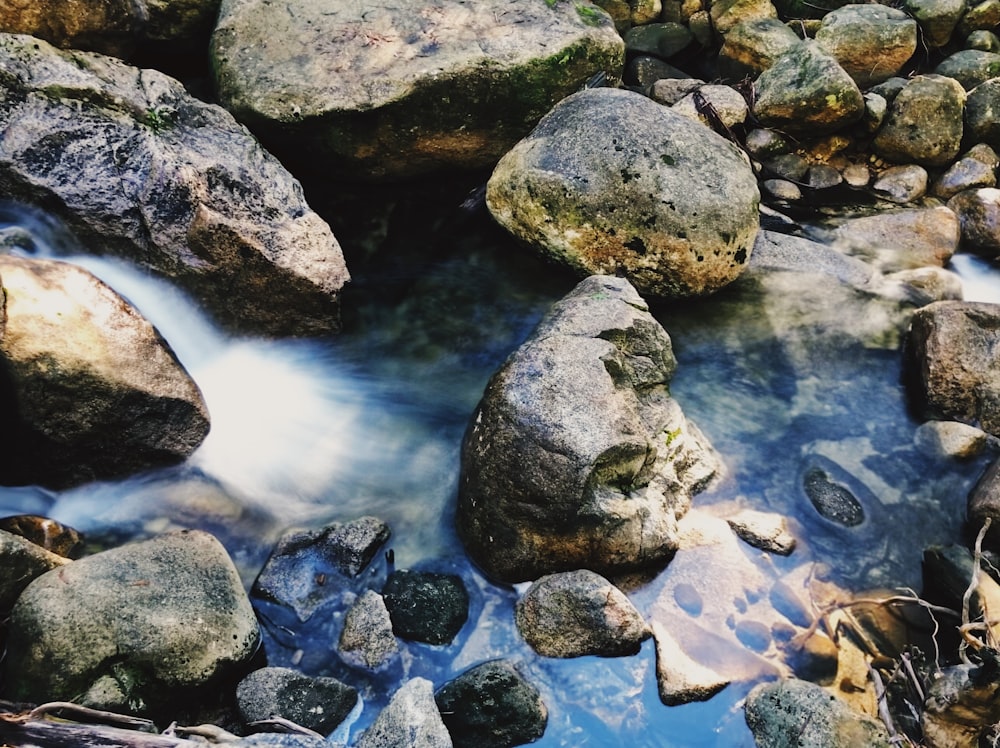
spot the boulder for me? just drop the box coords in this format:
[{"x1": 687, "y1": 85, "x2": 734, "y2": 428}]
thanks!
[
  {"x1": 948, "y1": 187, "x2": 1000, "y2": 254},
  {"x1": 709, "y1": 0, "x2": 778, "y2": 37},
  {"x1": 872, "y1": 164, "x2": 929, "y2": 203},
  {"x1": 211, "y1": 0, "x2": 625, "y2": 181},
  {"x1": 903, "y1": 0, "x2": 966, "y2": 48},
  {"x1": 717, "y1": 19, "x2": 802, "y2": 80},
  {"x1": 968, "y1": 457, "x2": 1000, "y2": 542},
  {"x1": 623, "y1": 22, "x2": 693, "y2": 58},
  {"x1": 872, "y1": 75, "x2": 966, "y2": 167},
  {"x1": 935, "y1": 49, "x2": 1000, "y2": 89},
  {"x1": 744, "y1": 678, "x2": 893, "y2": 747},
  {"x1": 486, "y1": 88, "x2": 760, "y2": 300},
  {"x1": 966, "y1": 79, "x2": 1000, "y2": 153},
  {"x1": 907, "y1": 301, "x2": 1000, "y2": 436},
  {"x1": 515, "y1": 570, "x2": 651, "y2": 658},
  {"x1": 671, "y1": 84, "x2": 749, "y2": 131},
  {"x1": 931, "y1": 145, "x2": 998, "y2": 199},
  {"x1": 0, "y1": 33, "x2": 349, "y2": 337},
  {"x1": 814, "y1": 4, "x2": 918, "y2": 88},
  {"x1": 3, "y1": 530, "x2": 261, "y2": 717},
  {"x1": 0, "y1": 0, "x2": 220, "y2": 59},
  {"x1": 356, "y1": 678, "x2": 452, "y2": 748},
  {"x1": 753, "y1": 41, "x2": 865, "y2": 136},
  {"x1": 827, "y1": 207, "x2": 960, "y2": 272},
  {"x1": 456, "y1": 275, "x2": 720, "y2": 582},
  {"x1": 251, "y1": 517, "x2": 391, "y2": 623},
  {"x1": 338, "y1": 590, "x2": 400, "y2": 673},
  {"x1": 382, "y1": 569, "x2": 469, "y2": 646},
  {"x1": 434, "y1": 660, "x2": 547, "y2": 748},
  {"x1": 960, "y1": 0, "x2": 1000, "y2": 36},
  {"x1": 0, "y1": 255, "x2": 209, "y2": 489},
  {"x1": 0, "y1": 528, "x2": 70, "y2": 614},
  {"x1": 235, "y1": 666, "x2": 357, "y2": 736}
]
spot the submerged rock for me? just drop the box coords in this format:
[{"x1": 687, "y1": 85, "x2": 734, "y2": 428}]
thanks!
[
  {"x1": 486, "y1": 87, "x2": 759, "y2": 300},
  {"x1": 235, "y1": 666, "x2": 357, "y2": 736},
  {"x1": 803, "y1": 466, "x2": 865, "y2": 527},
  {"x1": 0, "y1": 33, "x2": 349, "y2": 336},
  {"x1": 457, "y1": 275, "x2": 720, "y2": 582},
  {"x1": 0, "y1": 255, "x2": 209, "y2": 489},
  {"x1": 744, "y1": 678, "x2": 893, "y2": 747},
  {"x1": 434, "y1": 660, "x2": 547, "y2": 748},
  {"x1": 922, "y1": 658, "x2": 1000, "y2": 748},
  {"x1": 515, "y1": 570, "x2": 650, "y2": 658},
  {"x1": 211, "y1": 0, "x2": 624, "y2": 181},
  {"x1": 3, "y1": 530, "x2": 261, "y2": 717}
]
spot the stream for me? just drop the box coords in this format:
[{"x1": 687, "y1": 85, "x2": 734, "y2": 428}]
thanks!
[{"x1": 2, "y1": 182, "x2": 999, "y2": 746}]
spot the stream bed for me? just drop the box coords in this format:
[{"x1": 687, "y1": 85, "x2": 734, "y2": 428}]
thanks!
[{"x1": 2, "y1": 183, "x2": 999, "y2": 746}]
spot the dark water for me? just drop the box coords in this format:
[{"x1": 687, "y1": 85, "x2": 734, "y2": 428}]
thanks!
[{"x1": 2, "y1": 189, "x2": 999, "y2": 745}]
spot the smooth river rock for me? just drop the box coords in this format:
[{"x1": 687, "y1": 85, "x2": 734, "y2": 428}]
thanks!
[
  {"x1": 457, "y1": 274, "x2": 720, "y2": 582},
  {"x1": 211, "y1": 0, "x2": 624, "y2": 181},
  {"x1": 0, "y1": 33, "x2": 349, "y2": 336},
  {"x1": 487, "y1": 87, "x2": 759, "y2": 300}
]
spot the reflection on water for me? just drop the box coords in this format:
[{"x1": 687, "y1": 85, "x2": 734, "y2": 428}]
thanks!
[{"x1": 2, "y1": 194, "x2": 1000, "y2": 745}]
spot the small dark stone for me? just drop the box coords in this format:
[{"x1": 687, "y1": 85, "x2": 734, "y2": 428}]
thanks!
[
  {"x1": 382, "y1": 570, "x2": 469, "y2": 645},
  {"x1": 803, "y1": 468, "x2": 864, "y2": 526},
  {"x1": 434, "y1": 660, "x2": 547, "y2": 748}
]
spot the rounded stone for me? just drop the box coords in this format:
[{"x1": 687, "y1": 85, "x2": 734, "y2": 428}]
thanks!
[{"x1": 382, "y1": 570, "x2": 469, "y2": 645}]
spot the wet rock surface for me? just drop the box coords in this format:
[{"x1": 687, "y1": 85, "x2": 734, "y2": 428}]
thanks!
[
  {"x1": 235, "y1": 666, "x2": 357, "y2": 736},
  {"x1": 356, "y1": 677, "x2": 452, "y2": 748},
  {"x1": 382, "y1": 569, "x2": 469, "y2": 646}
]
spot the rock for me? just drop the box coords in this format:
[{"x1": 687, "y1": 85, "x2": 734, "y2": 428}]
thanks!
[
  {"x1": 803, "y1": 466, "x2": 865, "y2": 527},
  {"x1": 931, "y1": 148, "x2": 998, "y2": 199},
  {"x1": 649, "y1": 77, "x2": 704, "y2": 106},
  {"x1": 872, "y1": 164, "x2": 929, "y2": 203},
  {"x1": 828, "y1": 207, "x2": 960, "y2": 272},
  {"x1": 211, "y1": 0, "x2": 624, "y2": 181},
  {"x1": 806, "y1": 163, "x2": 842, "y2": 190},
  {"x1": 626, "y1": 55, "x2": 689, "y2": 89},
  {"x1": 652, "y1": 621, "x2": 729, "y2": 705},
  {"x1": 338, "y1": 590, "x2": 400, "y2": 673},
  {"x1": 967, "y1": 29, "x2": 1000, "y2": 51},
  {"x1": 456, "y1": 275, "x2": 720, "y2": 582},
  {"x1": 903, "y1": 0, "x2": 966, "y2": 48},
  {"x1": 356, "y1": 678, "x2": 452, "y2": 748},
  {"x1": 0, "y1": 33, "x2": 348, "y2": 337},
  {"x1": 969, "y1": 457, "x2": 1000, "y2": 541},
  {"x1": 762, "y1": 178, "x2": 802, "y2": 203},
  {"x1": 726, "y1": 509, "x2": 796, "y2": 555},
  {"x1": 922, "y1": 659, "x2": 1000, "y2": 748},
  {"x1": 923, "y1": 545, "x2": 1000, "y2": 637},
  {"x1": 0, "y1": 255, "x2": 209, "y2": 489},
  {"x1": 515, "y1": 570, "x2": 651, "y2": 658},
  {"x1": 671, "y1": 84, "x2": 749, "y2": 130},
  {"x1": 884, "y1": 266, "x2": 964, "y2": 306},
  {"x1": 863, "y1": 91, "x2": 888, "y2": 131},
  {"x1": 915, "y1": 420, "x2": 995, "y2": 459},
  {"x1": 623, "y1": 22, "x2": 693, "y2": 58},
  {"x1": 0, "y1": 528, "x2": 70, "y2": 614},
  {"x1": 251, "y1": 517, "x2": 391, "y2": 623},
  {"x1": 235, "y1": 666, "x2": 357, "y2": 736},
  {"x1": 814, "y1": 4, "x2": 918, "y2": 88},
  {"x1": 382, "y1": 570, "x2": 469, "y2": 645},
  {"x1": 948, "y1": 187, "x2": 1000, "y2": 254},
  {"x1": 907, "y1": 301, "x2": 1000, "y2": 435},
  {"x1": 486, "y1": 88, "x2": 759, "y2": 300},
  {"x1": 717, "y1": 19, "x2": 801, "y2": 79},
  {"x1": 434, "y1": 660, "x2": 547, "y2": 748},
  {"x1": 872, "y1": 75, "x2": 966, "y2": 167},
  {"x1": 709, "y1": 0, "x2": 778, "y2": 37},
  {"x1": 752, "y1": 41, "x2": 865, "y2": 136},
  {"x1": 3, "y1": 530, "x2": 261, "y2": 717},
  {"x1": 960, "y1": 0, "x2": 1000, "y2": 36},
  {"x1": 935, "y1": 49, "x2": 1000, "y2": 89},
  {"x1": 744, "y1": 678, "x2": 893, "y2": 747},
  {"x1": 965, "y1": 78, "x2": 1000, "y2": 151},
  {"x1": 0, "y1": 514, "x2": 83, "y2": 558},
  {"x1": 0, "y1": 0, "x2": 220, "y2": 59}
]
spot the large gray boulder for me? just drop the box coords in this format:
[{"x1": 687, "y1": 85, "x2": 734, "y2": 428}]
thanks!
[
  {"x1": 3, "y1": 530, "x2": 261, "y2": 716},
  {"x1": 814, "y1": 4, "x2": 918, "y2": 88},
  {"x1": 211, "y1": 0, "x2": 624, "y2": 181},
  {"x1": 0, "y1": 33, "x2": 349, "y2": 337},
  {"x1": 872, "y1": 75, "x2": 966, "y2": 167},
  {"x1": 0, "y1": 255, "x2": 209, "y2": 489},
  {"x1": 752, "y1": 41, "x2": 865, "y2": 136},
  {"x1": 907, "y1": 301, "x2": 1000, "y2": 436},
  {"x1": 0, "y1": 0, "x2": 219, "y2": 59},
  {"x1": 487, "y1": 87, "x2": 759, "y2": 300},
  {"x1": 457, "y1": 275, "x2": 720, "y2": 583},
  {"x1": 948, "y1": 186, "x2": 1000, "y2": 254}
]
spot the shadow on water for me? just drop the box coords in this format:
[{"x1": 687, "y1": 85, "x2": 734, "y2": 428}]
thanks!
[{"x1": 2, "y1": 189, "x2": 1000, "y2": 745}]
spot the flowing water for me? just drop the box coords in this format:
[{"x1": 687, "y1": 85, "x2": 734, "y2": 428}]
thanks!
[{"x1": 2, "y1": 188, "x2": 1000, "y2": 745}]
